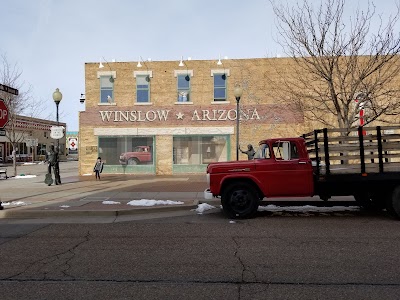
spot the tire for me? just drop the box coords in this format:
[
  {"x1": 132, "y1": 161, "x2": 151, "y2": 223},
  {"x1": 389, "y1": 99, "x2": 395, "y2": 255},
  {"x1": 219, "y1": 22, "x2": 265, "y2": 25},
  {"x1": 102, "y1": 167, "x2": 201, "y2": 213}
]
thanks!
[
  {"x1": 354, "y1": 192, "x2": 385, "y2": 212},
  {"x1": 128, "y1": 158, "x2": 139, "y2": 165},
  {"x1": 221, "y1": 182, "x2": 259, "y2": 219},
  {"x1": 386, "y1": 186, "x2": 400, "y2": 220}
]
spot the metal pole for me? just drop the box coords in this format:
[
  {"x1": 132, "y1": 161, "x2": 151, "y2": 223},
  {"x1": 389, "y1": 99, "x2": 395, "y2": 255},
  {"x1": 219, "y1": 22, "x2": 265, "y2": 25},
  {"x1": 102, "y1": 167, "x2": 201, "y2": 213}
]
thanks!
[
  {"x1": 236, "y1": 97, "x2": 240, "y2": 160},
  {"x1": 56, "y1": 102, "x2": 59, "y2": 152}
]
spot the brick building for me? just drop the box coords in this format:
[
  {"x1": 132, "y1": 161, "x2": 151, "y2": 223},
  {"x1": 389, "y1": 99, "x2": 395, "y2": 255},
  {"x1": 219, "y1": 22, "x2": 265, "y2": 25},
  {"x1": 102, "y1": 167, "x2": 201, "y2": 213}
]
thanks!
[
  {"x1": 79, "y1": 57, "x2": 307, "y2": 176},
  {"x1": 0, "y1": 115, "x2": 67, "y2": 162}
]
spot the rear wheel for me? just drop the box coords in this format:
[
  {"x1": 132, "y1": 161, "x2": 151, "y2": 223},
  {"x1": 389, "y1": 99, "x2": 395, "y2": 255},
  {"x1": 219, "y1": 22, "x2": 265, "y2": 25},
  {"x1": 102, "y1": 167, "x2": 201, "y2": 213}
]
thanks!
[
  {"x1": 354, "y1": 192, "x2": 385, "y2": 212},
  {"x1": 386, "y1": 186, "x2": 400, "y2": 220},
  {"x1": 221, "y1": 182, "x2": 259, "y2": 219}
]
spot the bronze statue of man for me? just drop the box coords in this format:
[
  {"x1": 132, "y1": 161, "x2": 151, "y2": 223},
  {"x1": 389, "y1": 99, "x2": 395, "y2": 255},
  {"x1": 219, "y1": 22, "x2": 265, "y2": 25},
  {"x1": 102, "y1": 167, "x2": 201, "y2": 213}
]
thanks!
[{"x1": 45, "y1": 145, "x2": 61, "y2": 185}]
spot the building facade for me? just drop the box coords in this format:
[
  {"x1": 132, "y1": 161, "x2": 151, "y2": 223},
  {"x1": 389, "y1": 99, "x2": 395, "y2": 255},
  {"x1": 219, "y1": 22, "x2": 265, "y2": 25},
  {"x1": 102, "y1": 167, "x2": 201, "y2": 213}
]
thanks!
[
  {"x1": 0, "y1": 115, "x2": 67, "y2": 162},
  {"x1": 79, "y1": 58, "x2": 306, "y2": 175}
]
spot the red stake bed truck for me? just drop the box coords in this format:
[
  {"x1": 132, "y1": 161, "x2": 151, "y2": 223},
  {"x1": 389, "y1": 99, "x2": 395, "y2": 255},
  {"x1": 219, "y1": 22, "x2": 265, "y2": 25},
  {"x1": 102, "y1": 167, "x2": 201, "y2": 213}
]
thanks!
[{"x1": 204, "y1": 126, "x2": 400, "y2": 219}]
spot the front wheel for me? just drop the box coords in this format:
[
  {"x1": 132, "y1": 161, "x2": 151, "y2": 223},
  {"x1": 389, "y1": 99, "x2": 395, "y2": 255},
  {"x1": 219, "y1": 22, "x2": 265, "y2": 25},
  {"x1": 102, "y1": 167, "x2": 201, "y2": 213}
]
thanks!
[
  {"x1": 221, "y1": 182, "x2": 259, "y2": 219},
  {"x1": 128, "y1": 158, "x2": 139, "y2": 165}
]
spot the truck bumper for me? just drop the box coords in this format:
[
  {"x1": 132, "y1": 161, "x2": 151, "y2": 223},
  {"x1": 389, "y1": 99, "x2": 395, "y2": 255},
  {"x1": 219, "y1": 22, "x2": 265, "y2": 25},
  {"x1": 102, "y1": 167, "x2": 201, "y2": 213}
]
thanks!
[{"x1": 204, "y1": 188, "x2": 214, "y2": 200}]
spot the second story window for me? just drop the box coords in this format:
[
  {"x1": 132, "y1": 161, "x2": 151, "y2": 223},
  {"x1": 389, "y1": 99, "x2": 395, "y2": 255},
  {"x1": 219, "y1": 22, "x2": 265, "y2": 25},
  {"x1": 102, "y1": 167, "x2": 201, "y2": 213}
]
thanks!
[
  {"x1": 213, "y1": 73, "x2": 227, "y2": 101},
  {"x1": 177, "y1": 74, "x2": 190, "y2": 102},
  {"x1": 100, "y1": 75, "x2": 114, "y2": 103},
  {"x1": 174, "y1": 70, "x2": 194, "y2": 103},
  {"x1": 136, "y1": 75, "x2": 150, "y2": 103}
]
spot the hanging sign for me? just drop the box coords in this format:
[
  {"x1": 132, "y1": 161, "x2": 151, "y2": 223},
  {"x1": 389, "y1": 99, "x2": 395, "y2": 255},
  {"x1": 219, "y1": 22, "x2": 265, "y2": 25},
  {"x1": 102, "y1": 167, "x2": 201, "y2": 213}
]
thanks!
[{"x1": 50, "y1": 126, "x2": 65, "y2": 139}]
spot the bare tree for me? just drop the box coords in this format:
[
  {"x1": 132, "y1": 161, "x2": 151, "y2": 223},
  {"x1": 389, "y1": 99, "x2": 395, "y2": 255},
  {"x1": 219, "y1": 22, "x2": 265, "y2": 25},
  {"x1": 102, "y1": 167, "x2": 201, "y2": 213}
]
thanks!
[
  {"x1": 0, "y1": 53, "x2": 44, "y2": 176},
  {"x1": 269, "y1": 0, "x2": 400, "y2": 134}
]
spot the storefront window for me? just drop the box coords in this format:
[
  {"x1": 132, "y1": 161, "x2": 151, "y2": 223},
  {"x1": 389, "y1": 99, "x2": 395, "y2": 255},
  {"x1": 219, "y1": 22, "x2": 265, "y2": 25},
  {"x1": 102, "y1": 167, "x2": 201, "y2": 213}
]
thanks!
[
  {"x1": 173, "y1": 135, "x2": 228, "y2": 165},
  {"x1": 98, "y1": 136, "x2": 154, "y2": 165}
]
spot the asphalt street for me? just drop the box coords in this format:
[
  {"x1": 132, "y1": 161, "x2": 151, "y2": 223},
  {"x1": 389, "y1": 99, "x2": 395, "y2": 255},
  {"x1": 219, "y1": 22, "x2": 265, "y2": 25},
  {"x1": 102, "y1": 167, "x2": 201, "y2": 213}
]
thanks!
[
  {"x1": 1, "y1": 161, "x2": 400, "y2": 299},
  {"x1": 1, "y1": 210, "x2": 400, "y2": 299}
]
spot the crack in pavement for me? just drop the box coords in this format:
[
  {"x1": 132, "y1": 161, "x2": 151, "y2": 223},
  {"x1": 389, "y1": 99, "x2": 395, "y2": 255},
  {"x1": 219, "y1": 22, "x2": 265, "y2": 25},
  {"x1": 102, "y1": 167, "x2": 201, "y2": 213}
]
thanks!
[
  {"x1": 232, "y1": 236, "x2": 259, "y2": 300},
  {"x1": 4, "y1": 230, "x2": 91, "y2": 281}
]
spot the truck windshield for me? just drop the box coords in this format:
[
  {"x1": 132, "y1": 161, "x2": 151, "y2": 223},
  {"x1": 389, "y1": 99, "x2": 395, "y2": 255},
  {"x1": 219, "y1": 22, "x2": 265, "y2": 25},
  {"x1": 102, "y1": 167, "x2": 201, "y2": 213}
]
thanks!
[{"x1": 253, "y1": 144, "x2": 271, "y2": 159}]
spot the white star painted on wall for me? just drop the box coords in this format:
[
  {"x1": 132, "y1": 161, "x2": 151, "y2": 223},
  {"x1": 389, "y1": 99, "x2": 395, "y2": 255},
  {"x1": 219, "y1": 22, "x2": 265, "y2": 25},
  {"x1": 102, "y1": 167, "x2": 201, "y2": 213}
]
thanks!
[{"x1": 176, "y1": 112, "x2": 184, "y2": 120}]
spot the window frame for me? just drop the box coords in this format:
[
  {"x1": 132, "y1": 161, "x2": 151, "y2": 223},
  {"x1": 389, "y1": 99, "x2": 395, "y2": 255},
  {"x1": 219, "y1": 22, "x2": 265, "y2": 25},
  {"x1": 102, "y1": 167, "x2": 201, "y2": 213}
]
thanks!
[
  {"x1": 136, "y1": 75, "x2": 150, "y2": 103},
  {"x1": 100, "y1": 75, "x2": 114, "y2": 103},
  {"x1": 177, "y1": 74, "x2": 191, "y2": 102},
  {"x1": 213, "y1": 73, "x2": 227, "y2": 101}
]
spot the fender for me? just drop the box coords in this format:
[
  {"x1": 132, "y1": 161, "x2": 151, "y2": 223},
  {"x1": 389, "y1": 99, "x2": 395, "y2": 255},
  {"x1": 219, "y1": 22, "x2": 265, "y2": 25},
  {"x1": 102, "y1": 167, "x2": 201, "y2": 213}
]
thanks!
[{"x1": 212, "y1": 172, "x2": 265, "y2": 197}]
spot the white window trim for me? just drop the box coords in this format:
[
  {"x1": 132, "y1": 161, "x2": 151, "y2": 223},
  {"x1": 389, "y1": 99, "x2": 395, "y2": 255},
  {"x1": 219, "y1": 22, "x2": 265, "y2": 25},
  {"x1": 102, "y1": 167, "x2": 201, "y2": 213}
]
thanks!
[
  {"x1": 174, "y1": 102, "x2": 193, "y2": 105},
  {"x1": 133, "y1": 71, "x2": 153, "y2": 78},
  {"x1": 174, "y1": 70, "x2": 194, "y2": 77},
  {"x1": 97, "y1": 71, "x2": 116, "y2": 79},
  {"x1": 98, "y1": 102, "x2": 117, "y2": 106},
  {"x1": 211, "y1": 101, "x2": 231, "y2": 104},
  {"x1": 211, "y1": 69, "x2": 230, "y2": 77},
  {"x1": 134, "y1": 102, "x2": 153, "y2": 106}
]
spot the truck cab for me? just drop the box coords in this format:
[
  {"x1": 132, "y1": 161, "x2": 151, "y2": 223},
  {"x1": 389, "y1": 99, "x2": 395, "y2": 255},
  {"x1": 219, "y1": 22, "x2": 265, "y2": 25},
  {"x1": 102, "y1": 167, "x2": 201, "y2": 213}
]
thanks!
[{"x1": 205, "y1": 138, "x2": 314, "y2": 218}]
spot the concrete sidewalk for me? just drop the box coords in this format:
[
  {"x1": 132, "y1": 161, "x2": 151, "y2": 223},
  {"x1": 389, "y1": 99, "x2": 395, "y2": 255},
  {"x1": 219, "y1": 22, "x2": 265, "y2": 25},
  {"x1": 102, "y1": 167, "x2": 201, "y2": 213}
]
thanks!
[{"x1": 0, "y1": 161, "x2": 215, "y2": 218}]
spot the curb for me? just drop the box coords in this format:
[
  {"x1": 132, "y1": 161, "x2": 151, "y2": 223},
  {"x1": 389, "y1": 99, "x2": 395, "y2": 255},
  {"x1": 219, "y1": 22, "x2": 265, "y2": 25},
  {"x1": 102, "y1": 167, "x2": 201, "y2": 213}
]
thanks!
[{"x1": 0, "y1": 201, "x2": 200, "y2": 218}]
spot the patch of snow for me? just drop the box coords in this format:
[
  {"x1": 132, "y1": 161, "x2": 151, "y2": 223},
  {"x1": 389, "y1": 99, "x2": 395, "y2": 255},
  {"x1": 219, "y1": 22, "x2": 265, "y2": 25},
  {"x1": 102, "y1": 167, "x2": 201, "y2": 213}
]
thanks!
[
  {"x1": 194, "y1": 203, "x2": 216, "y2": 214},
  {"x1": 14, "y1": 175, "x2": 37, "y2": 179},
  {"x1": 59, "y1": 205, "x2": 70, "y2": 208},
  {"x1": 229, "y1": 220, "x2": 236, "y2": 224},
  {"x1": 103, "y1": 201, "x2": 121, "y2": 205},
  {"x1": 127, "y1": 199, "x2": 184, "y2": 206},
  {"x1": 22, "y1": 162, "x2": 36, "y2": 165},
  {"x1": 2, "y1": 201, "x2": 30, "y2": 207}
]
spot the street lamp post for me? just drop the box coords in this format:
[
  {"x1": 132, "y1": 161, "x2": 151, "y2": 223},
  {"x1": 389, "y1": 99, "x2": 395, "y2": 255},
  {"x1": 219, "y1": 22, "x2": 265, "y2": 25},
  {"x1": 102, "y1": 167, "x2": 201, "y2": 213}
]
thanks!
[
  {"x1": 52, "y1": 88, "x2": 62, "y2": 184},
  {"x1": 234, "y1": 85, "x2": 243, "y2": 161}
]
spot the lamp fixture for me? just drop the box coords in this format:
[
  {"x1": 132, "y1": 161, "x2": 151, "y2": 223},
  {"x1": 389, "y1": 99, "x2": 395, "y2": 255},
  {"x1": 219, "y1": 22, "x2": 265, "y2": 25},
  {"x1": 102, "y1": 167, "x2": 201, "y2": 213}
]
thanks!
[
  {"x1": 234, "y1": 85, "x2": 243, "y2": 100},
  {"x1": 136, "y1": 56, "x2": 151, "y2": 82},
  {"x1": 99, "y1": 57, "x2": 115, "y2": 82},
  {"x1": 216, "y1": 54, "x2": 226, "y2": 80},
  {"x1": 179, "y1": 56, "x2": 184, "y2": 67},
  {"x1": 79, "y1": 93, "x2": 85, "y2": 104},
  {"x1": 217, "y1": 54, "x2": 222, "y2": 65},
  {"x1": 178, "y1": 57, "x2": 190, "y2": 81}
]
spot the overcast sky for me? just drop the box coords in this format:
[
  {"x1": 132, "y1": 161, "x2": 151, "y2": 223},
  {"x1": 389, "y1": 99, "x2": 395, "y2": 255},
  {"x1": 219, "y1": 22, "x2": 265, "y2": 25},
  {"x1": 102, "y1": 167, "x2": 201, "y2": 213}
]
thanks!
[{"x1": 1, "y1": 0, "x2": 399, "y2": 131}]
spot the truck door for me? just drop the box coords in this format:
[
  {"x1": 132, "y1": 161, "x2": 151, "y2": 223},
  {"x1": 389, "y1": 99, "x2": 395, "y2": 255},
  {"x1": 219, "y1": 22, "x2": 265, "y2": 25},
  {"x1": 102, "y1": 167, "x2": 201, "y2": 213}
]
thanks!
[{"x1": 255, "y1": 140, "x2": 313, "y2": 197}]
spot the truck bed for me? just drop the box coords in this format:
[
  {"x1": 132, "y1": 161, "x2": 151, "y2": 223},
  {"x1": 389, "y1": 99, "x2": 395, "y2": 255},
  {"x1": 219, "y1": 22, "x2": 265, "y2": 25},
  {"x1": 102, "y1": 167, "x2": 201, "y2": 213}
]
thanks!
[{"x1": 303, "y1": 125, "x2": 400, "y2": 177}]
